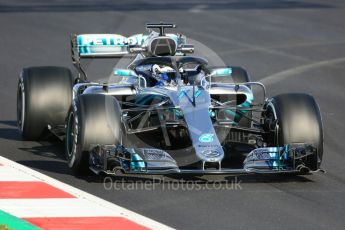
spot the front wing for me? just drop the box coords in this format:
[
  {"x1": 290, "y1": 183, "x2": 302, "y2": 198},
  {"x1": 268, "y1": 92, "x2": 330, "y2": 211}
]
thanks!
[{"x1": 89, "y1": 144, "x2": 320, "y2": 175}]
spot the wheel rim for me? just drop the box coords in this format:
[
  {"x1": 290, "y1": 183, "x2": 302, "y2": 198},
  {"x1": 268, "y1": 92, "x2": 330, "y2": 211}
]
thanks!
[
  {"x1": 17, "y1": 81, "x2": 25, "y2": 132},
  {"x1": 264, "y1": 103, "x2": 280, "y2": 146},
  {"x1": 66, "y1": 112, "x2": 75, "y2": 158}
]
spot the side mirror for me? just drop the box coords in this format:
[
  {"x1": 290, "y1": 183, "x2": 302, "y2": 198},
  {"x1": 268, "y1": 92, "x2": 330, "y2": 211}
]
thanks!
[
  {"x1": 113, "y1": 69, "x2": 138, "y2": 77},
  {"x1": 209, "y1": 67, "x2": 232, "y2": 77},
  {"x1": 113, "y1": 68, "x2": 147, "y2": 88}
]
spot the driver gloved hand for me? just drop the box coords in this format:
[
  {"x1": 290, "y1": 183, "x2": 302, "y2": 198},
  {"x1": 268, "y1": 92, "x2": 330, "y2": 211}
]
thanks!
[{"x1": 156, "y1": 73, "x2": 169, "y2": 86}]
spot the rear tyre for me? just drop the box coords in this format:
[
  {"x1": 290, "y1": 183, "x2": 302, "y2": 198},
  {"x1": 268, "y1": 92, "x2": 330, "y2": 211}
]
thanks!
[
  {"x1": 265, "y1": 93, "x2": 323, "y2": 171},
  {"x1": 66, "y1": 94, "x2": 122, "y2": 175},
  {"x1": 17, "y1": 66, "x2": 73, "y2": 140}
]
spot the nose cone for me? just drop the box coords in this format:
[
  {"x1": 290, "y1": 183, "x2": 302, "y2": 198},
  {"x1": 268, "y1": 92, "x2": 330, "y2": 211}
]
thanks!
[{"x1": 174, "y1": 86, "x2": 224, "y2": 163}]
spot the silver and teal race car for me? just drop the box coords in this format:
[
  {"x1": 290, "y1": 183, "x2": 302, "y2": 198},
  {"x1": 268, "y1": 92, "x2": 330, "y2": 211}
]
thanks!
[{"x1": 17, "y1": 23, "x2": 324, "y2": 176}]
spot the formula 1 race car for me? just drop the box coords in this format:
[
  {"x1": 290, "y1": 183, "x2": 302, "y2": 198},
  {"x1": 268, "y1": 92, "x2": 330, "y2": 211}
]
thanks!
[{"x1": 17, "y1": 23, "x2": 324, "y2": 176}]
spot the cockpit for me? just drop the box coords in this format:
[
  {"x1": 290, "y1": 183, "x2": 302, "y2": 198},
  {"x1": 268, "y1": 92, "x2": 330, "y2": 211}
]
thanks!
[{"x1": 131, "y1": 56, "x2": 209, "y2": 87}]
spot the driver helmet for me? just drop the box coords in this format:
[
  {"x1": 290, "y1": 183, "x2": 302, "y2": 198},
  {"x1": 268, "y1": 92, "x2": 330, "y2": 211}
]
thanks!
[{"x1": 152, "y1": 64, "x2": 177, "y2": 86}]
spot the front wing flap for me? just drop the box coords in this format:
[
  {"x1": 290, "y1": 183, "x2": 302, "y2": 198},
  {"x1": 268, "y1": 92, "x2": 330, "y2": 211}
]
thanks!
[{"x1": 89, "y1": 144, "x2": 319, "y2": 175}]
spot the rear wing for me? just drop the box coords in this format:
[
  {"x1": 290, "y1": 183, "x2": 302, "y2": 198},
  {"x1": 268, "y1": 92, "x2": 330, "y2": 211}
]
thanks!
[
  {"x1": 75, "y1": 34, "x2": 128, "y2": 57},
  {"x1": 71, "y1": 33, "x2": 187, "y2": 58},
  {"x1": 71, "y1": 33, "x2": 188, "y2": 81}
]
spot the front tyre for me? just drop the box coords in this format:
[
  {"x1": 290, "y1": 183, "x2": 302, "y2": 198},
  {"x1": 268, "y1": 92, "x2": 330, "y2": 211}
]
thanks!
[
  {"x1": 66, "y1": 94, "x2": 122, "y2": 175},
  {"x1": 265, "y1": 93, "x2": 323, "y2": 171}
]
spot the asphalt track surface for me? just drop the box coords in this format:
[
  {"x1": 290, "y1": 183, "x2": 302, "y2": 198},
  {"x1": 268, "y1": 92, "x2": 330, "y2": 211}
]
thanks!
[{"x1": 1, "y1": 0, "x2": 345, "y2": 229}]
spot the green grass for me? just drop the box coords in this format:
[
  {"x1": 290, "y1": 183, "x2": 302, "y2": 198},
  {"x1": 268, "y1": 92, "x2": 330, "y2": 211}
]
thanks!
[
  {"x1": 0, "y1": 210, "x2": 39, "y2": 230},
  {"x1": 0, "y1": 224, "x2": 12, "y2": 230}
]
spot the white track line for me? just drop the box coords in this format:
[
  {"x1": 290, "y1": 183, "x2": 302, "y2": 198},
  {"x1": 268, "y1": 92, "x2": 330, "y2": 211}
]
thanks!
[
  {"x1": 0, "y1": 156, "x2": 174, "y2": 230},
  {"x1": 0, "y1": 199, "x2": 121, "y2": 218},
  {"x1": 189, "y1": 4, "x2": 208, "y2": 13},
  {"x1": 0, "y1": 166, "x2": 39, "y2": 181},
  {"x1": 260, "y1": 57, "x2": 345, "y2": 86}
]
